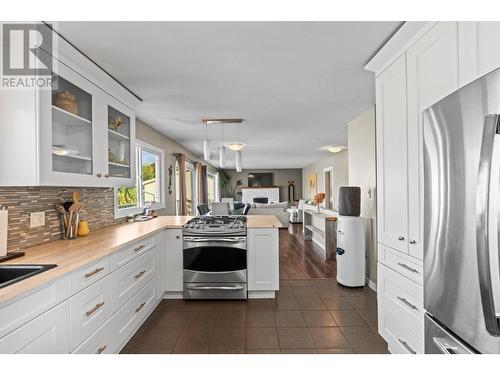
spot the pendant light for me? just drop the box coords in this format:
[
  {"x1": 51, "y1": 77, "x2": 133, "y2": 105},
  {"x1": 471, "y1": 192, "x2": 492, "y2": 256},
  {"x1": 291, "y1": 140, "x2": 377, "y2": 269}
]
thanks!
[
  {"x1": 203, "y1": 121, "x2": 210, "y2": 161},
  {"x1": 235, "y1": 122, "x2": 242, "y2": 172},
  {"x1": 219, "y1": 122, "x2": 226, "y2": 168}
]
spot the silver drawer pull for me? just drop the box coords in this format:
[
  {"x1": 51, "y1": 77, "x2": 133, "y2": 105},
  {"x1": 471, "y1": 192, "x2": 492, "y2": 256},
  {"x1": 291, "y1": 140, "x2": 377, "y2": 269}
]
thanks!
[
  {"x1": 134, "y1": 245, "x2": 146, "y2": 252},
  {"x1": 84, "y1": 267, "x2": 104, "y2": 278},
  {"x1": 187, "y1": 286, "x2": 245, "y2": 291},
  {"x1": 134, "y1": 270, "x2": 146, "y2": 279},
  {"x1": 398, "y1": 339, "x2": 416, "y2": 354},
  {"x1": 397, "y1": 296, "x2": 418, "y2": 310},
  {"x1": 96, "y1": 345, "x2": 107, "y2": 354},
  {"x1": 397, "y1": 262, "x2": 419, "y2": 274},
  {"x1": 397, "y1": 236, "x2": 405, "y2": 241},
  {"x1": 135, "y1": 302, "x2": 146, "y2": 313},
  {"x1": 86, "y1": 302, "x2": 105, "y2": 317}
]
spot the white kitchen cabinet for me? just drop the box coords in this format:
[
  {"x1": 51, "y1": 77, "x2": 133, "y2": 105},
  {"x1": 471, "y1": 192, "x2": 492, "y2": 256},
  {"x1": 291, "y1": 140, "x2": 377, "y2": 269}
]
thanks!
[
  {"x1": 375, "y1": 54, "x2": 409, "y2": 253},
  {"x1": 0, "y1": 301, "x2": 69, "y2": 354},
  {"x1": 406, "y1": 21, "x2": 459, "y2": 260},
  {"x1": 247, "y1": 228, "x2": 279, "y2": 293},
  {"x1": 164, "y1": 229, "x2": 183, "y2": 293},
  {"x1": 0, "y1": 23, "x2": 139, "y2": 187},
  {"x1": 459, "y1": 21, "x2": 500, "y2": 87}
]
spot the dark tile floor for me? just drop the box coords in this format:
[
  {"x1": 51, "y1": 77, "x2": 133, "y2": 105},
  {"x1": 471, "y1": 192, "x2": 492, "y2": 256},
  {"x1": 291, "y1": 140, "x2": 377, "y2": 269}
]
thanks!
[{"x1": 120, "y1": 279, "x2": 388, "y2": 354}]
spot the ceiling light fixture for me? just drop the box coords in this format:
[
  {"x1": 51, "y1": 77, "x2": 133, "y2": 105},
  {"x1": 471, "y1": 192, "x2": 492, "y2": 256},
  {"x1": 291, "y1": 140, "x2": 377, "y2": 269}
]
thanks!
[
  {"x1": 328, "y1": 145, "x2": 346, "y2": 153},
  {"x1": 227, "y1": 143, "x2": 246, "y2": 151},
  {"x1": 235, "y1": 123, "x2": 242, "y2": 172},
  {"x1": 219, "y1": 122, "x2": 226, "y2": 168},
  {"x1": 203, "y1": 121, "x2": 210, "y2": 161}
]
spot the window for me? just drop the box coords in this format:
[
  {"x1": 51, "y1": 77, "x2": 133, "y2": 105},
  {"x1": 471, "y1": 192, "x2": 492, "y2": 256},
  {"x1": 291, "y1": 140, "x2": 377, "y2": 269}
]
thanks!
[
  {"x1": 207, "y1": 171, "x2": 220, "y2": 204},
  {"x1": 115, "y1": 140, "x2": 165, "y2": 217}
]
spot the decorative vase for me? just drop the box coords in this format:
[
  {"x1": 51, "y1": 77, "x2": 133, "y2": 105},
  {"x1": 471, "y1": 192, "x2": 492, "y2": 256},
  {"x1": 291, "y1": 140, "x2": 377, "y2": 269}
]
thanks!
[
  {"x1": 316, "y1": 204, "x2": 320, "y2": 213},
  {"x1": 54, "y1": 90, "x2": 79, "y2": 115},
  {"x1": 118, "y1": 141, "x2": 126, "y2": 162}
]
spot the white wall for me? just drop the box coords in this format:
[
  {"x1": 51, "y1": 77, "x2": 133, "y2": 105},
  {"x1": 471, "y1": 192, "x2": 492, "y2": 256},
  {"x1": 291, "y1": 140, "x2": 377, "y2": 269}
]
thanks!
[
  {"x1": 301, "y1": 151, "x2": 348, "y2": 209},
  {"x1": 347, "y1": 106, "x2": 377, "y2": 284}
]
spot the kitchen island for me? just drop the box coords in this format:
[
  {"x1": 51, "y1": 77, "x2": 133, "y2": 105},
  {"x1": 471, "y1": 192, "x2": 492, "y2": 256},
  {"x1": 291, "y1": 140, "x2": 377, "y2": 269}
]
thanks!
[{"x1": 0, "y1": 215, "x2": 281, "y2": 353}]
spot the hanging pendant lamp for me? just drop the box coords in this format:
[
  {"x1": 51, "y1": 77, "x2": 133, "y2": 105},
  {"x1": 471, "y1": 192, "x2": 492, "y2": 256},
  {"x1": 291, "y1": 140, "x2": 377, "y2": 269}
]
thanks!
[
  {"x1": 219, "y1": 122, "x2": 226, "y2": 168},
  {"x1": 235, "y1": 122, "x2": 242, "y2": 172},
  {"x1": 203, "y1": 121, "x2": 210, "y2": 161}
]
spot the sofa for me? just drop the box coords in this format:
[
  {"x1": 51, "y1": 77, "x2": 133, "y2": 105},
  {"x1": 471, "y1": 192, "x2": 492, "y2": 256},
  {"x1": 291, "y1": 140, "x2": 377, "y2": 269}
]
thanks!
[{"x1": 247, "y1": 201, "x2": 291, "y2": 228}]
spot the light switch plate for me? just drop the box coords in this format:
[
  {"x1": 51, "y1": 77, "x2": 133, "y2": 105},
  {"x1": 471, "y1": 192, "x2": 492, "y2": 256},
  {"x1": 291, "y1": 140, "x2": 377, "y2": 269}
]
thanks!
[{"x1": 30, "y1": 211, "x2": 45, "y2": 228}]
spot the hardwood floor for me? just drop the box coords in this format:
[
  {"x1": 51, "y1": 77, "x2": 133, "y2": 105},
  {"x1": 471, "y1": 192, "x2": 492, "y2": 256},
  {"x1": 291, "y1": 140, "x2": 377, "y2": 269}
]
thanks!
[{"x1": 279, "y1": 224, "x2": 337, "y2": 280}]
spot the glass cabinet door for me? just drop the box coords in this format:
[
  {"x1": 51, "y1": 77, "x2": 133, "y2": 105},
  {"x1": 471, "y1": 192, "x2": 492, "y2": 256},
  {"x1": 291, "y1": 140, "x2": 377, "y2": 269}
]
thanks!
[
  {"x1": 51, "y1": 74, "x2": 94, "y2": 176},
  {"x1": 105, "y1": 97, "x2": 136, "y2": 187}
]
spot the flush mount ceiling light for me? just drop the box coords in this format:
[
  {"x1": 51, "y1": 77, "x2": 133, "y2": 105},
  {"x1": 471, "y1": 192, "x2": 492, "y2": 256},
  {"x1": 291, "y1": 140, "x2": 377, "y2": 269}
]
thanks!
[
  {"x1": 328, "y1": 145, "x2": 347, "y2": 153},
  {"x1": 227, "y1": 143, "x2": 246, "y2": 151}
]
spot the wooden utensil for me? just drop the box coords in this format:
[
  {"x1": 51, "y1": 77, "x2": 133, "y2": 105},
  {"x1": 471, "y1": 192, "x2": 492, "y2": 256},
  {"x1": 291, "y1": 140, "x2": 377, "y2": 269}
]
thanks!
[{"x1": 72, "y1": 191, "x2": 80, "y2": 203}]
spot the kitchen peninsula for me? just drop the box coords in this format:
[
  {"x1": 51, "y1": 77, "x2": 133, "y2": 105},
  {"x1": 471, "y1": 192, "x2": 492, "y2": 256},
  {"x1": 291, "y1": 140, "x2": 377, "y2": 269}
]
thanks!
[{"x1": 0, "y1": 215, "x2": 281, "y2": 354}]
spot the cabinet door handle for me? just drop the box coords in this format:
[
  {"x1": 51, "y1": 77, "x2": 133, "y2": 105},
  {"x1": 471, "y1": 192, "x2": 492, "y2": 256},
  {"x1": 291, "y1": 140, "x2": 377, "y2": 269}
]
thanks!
[
  {"x1": 96, "y1": 345, "x2": 107, "y2": 354},
  {"x1": 97, "y1": 173, "x2": 102, "y2": 178},
  {"x1": 84, "y1": 267, "x2": 104, "y2": 279},
  {"x1": 135, "y1": 302, "x2": 146, "y2": 313},
  {"x1": 397, "y1": 296, "x2": 418, "y2": 310},
  {"x1": 134, "y1": 270, "x2": 146, "y2": 279},
  {"x1": 176, "y1": 235, "x2": 180, "y2": 239},
  {"x1": 397, "y1": 236, "x2": 405, "y2": 241},
  {"x1": 398, "y1": 339, "x2": 416, "y2": 354},
  {"x1": 409, "y1": 239, "x2": 417, "y2": 245},
  {"x1": 134, "y1": 245, "x2": 145, "y2": 252},
  {"x1": 86, "y1": 302, "x2": 105, "y2": 317},
  {"x1": 397, "y1": 262, "x2": 419, "y2": 274}
]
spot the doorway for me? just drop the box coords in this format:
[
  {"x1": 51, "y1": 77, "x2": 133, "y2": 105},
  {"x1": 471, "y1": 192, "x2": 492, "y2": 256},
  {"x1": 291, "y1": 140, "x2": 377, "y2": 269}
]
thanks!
[{"x1": 323, "y1": 166, "x2": 334, "y2": 210}]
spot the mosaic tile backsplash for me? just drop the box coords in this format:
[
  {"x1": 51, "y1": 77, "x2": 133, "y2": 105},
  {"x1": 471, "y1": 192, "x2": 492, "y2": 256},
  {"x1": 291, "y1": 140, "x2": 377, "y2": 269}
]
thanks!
[{"x1": 0, "y1": 187, "x2": 125, "y2": 252}]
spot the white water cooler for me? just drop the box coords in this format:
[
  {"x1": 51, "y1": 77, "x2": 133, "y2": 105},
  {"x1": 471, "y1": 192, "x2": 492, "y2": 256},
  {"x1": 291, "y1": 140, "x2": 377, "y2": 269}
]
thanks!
[{"x1": 335, "y1": 216, "x2": 366, "y2": 287}]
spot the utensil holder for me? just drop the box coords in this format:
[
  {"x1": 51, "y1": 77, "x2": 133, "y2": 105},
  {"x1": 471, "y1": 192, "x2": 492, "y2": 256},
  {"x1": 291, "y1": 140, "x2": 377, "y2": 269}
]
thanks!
[{"x1": 61, "y1": 212, "x2": 79, "y2": 240}]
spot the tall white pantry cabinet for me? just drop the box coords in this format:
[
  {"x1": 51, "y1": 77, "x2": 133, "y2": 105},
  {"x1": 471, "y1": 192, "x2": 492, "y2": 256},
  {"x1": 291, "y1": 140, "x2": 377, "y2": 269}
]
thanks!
[{"x1": 368, "y1": 21, "x2": 500, "y2": 354}]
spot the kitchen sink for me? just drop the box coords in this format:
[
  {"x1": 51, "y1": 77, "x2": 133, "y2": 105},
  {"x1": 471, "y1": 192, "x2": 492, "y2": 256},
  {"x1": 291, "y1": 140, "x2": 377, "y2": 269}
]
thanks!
[{"x1": 0, "y1": 264, "x2": 57, "y2": 289}]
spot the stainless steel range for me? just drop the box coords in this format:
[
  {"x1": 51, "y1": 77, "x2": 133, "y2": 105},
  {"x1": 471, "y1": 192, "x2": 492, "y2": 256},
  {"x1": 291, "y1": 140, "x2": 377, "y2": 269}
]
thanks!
[{"x1": 182, "y1": 216, "x2": 247, "y2": 299}]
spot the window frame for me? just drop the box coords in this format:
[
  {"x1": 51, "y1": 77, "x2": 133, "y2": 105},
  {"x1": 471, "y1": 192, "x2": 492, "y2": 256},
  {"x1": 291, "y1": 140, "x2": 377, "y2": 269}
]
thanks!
[
  {"x1": 207, "y1": 171, "x2": 220, "y2": 203},
  {"x1": 114, "y1": 139, "x2": 165, "y2": 218}
]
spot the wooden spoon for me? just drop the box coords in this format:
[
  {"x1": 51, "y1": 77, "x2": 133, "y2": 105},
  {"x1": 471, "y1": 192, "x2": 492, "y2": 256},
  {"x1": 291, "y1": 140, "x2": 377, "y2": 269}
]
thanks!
[{"x1": 72, "y1": 191, "x2": 81, "y2": 203}]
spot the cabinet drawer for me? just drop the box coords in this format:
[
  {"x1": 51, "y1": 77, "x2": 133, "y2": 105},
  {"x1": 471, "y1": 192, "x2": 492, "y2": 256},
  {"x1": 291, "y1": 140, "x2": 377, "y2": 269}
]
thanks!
[
  {"x1": 114, "y1": 276, "x2": 158, "y2": 350},
  {"x1": 70, "y1": 256, "x2": 111, "y2": 295},
  {"x1": 378, "y1": 243, "x2": 423, "y2": 285},
  {"x1": 69, "y1": 275, "x2": 112, "y2": 350},
  {"x1": 0, "y1": 300, "x2": 69, "y2": 354},
  {"x1": 378, "y1": 262, "x2": 423, "y2": 321},
  {"x1": 111, "y1": 247, "x2": 157, "y2": 313},
  {"x1": 111, "y1": 235, "x2": 156, "y2": 271},
  {"x1": 378, "y1": 296, "x2": 423, "y2": 354},
  {"x1": 72, "y1": 316, "x2": 114, "y2": 354},
  {"x1": 0, "y1": 274, "x2": 70, "y2": 339}
]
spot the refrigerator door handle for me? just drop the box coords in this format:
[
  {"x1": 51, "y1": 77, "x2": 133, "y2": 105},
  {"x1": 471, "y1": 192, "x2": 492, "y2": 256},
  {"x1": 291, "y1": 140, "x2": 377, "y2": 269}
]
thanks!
[{"x1": 476, "y1": 114, "x2": 500, "y2": 336}]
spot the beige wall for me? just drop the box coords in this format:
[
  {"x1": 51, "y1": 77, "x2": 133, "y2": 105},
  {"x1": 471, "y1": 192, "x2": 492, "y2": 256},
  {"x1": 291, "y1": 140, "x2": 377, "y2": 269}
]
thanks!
[
  {"x1": 223, "y1": 169, "x2": 302, "y2": 203},
  {"x1": 302, "y1": 151, "x2": 348, "y2": 208},
  {"x1": 136, "y1": 119, "x2": 219, "y2": 215},
  {"x1": 347, "y1": 106, "x2": 377, "y2": 284}
]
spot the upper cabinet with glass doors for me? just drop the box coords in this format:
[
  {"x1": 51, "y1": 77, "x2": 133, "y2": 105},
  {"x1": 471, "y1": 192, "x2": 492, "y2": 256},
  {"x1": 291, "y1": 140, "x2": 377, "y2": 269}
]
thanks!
[{"x1": 0, "y1": 23, "x2": 141, "y2": 188}]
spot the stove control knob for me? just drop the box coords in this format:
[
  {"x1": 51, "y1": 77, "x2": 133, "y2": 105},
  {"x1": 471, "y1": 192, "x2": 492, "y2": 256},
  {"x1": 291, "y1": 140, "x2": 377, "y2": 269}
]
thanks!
[{"x1": 195, "y1": 224, "x2": 200, "y2": 229}]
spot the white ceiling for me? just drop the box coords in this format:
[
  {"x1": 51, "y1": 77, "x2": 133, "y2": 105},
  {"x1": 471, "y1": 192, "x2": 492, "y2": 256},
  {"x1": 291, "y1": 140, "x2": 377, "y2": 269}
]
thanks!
[{"x1": 57, "y1": 22, "x2": 400, "y2": 169}]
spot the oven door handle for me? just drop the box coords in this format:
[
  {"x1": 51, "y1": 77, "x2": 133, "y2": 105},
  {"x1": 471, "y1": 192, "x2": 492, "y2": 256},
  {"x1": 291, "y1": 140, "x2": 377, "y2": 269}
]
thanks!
[
  {"x1": 185, "y1": 238, "x2": 245, "y2": 243},
  {"x1": 186, "y1": 286, "x2": 245, "y2": 291}
]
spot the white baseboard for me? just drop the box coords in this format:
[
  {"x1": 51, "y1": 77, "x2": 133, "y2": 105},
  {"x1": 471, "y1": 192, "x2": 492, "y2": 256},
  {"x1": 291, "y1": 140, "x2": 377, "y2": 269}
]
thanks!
[
  {"x1": 162, "y1": 291, "x2": 183, "y2": 299},
  {"x1": 366, "y1": 278, "x2": 377, "y2": 292},
  {"x1": 248, "y1": 291, "x2": 276, "y2": 299}
]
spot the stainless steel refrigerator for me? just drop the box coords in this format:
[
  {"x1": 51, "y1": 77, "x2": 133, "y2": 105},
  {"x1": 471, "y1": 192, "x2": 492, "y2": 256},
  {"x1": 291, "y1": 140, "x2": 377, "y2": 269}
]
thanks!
[{"x1": 423, "y1": 68, "x2": 500, "y2": 354}]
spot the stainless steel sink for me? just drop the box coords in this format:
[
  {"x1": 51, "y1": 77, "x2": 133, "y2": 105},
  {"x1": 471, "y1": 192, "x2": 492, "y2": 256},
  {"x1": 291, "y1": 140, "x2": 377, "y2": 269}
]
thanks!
[{"x1": 0, "y1": 264, "x2": 57, "y2": 289}]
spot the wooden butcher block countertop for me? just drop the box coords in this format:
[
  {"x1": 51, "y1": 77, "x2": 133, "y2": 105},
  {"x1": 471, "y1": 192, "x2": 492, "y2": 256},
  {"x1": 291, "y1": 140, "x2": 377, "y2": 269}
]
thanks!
[{"x1": 0, "y1": 215, "x2": 281, "y2": 304}]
